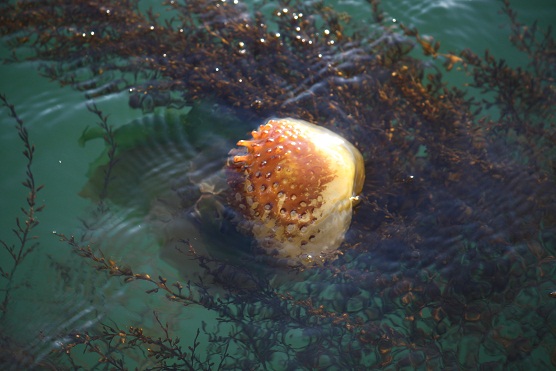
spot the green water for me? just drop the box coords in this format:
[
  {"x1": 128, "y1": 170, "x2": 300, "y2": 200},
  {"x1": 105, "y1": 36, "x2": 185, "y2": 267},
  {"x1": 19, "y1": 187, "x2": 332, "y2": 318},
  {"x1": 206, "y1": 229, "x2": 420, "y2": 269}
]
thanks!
[{"x1": 1, "y1": 0, "x2": 555, "y2": 369}]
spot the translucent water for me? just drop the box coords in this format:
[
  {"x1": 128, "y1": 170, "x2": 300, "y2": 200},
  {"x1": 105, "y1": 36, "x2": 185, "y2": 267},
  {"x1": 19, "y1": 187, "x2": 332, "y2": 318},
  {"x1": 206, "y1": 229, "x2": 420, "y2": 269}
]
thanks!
[{"x1": 1, "y1": 0, "x2": 555, "y2": 369}]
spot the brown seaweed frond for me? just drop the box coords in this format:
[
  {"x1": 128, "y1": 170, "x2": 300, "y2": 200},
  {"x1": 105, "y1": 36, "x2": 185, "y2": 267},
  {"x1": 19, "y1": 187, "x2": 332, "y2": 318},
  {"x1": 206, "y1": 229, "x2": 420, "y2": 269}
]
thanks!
[
  {"x1": 0, "y1": 94, "x2": 45, "y2": 320},
  {"x1": 55, "y1": 233, "x2": 222, "y2": 310},
  {"x1": 472, "y1": 1, "x2": 555, "y2": 122},
  {"x1": 459, "y1": 2, "x2": 556, "y2": 175},
  {"x1": 501, "y1": 0, "x2": 555, "y2": 82},
  {"x1": 57, "y1": 311, "x2": 229, "y2": 370},
  {"x1": 399, "y1": 23, "x2": 463, "y2": 72},
  {"x1": 86, "y1": 102, "x2": 119, "y2": 205},
  {"x1": 366, "y1": 0, "x2": 385, "y2": 24},
  {"x1": 461, "y1": 48, "x2": 555, "y2": 124}
]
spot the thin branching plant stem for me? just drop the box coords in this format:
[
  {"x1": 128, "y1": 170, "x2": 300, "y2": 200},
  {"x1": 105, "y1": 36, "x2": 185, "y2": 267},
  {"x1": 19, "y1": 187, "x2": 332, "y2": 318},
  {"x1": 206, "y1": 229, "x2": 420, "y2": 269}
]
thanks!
[
  {"x1": 0, "y1": 94, "x2": 45, "y2": 321},
  {"x1": 86, "y1": 102, "x2": 119, "y2": 207},
  {"x1": 59, "y1": 310, "x2": 228, "y2": 370}
]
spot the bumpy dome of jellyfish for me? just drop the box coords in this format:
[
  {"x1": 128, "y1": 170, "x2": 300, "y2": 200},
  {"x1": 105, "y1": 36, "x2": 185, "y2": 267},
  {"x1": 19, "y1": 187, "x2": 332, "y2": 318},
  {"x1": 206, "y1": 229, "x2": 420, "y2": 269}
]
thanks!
[{"x1": 227, "y1": 118, "x2": 365, "y2": 266}]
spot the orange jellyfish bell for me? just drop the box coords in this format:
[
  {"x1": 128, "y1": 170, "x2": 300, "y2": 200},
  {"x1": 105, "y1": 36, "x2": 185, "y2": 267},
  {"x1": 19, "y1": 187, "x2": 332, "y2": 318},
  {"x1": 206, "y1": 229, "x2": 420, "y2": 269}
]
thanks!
[{"x1": 227, "y1": 118, "x2": 365, "y2": 266}]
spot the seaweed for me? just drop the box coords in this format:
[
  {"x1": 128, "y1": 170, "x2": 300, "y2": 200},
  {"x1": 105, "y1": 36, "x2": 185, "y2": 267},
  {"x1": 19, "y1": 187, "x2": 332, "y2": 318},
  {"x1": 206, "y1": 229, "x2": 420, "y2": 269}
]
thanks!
[
  {"x1": 0, "y1": 95, "x2": 45, "y2": 318},
  {"x1": 1, "y1": 0, "x2": 556, "y2": 369},
  {"x1": 0, "y1": 94, "x2": 45, "y2": 365},
  {"x1": 58, "y1": 311, "x2": 229, "y2": 370}
]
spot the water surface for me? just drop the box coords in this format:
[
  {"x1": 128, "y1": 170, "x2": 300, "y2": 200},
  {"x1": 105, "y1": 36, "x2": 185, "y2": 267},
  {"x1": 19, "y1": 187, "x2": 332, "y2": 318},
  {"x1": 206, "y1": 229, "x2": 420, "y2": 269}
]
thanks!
[{"x1": 1, "y1": 0, "x2": 555, "y2": 369}]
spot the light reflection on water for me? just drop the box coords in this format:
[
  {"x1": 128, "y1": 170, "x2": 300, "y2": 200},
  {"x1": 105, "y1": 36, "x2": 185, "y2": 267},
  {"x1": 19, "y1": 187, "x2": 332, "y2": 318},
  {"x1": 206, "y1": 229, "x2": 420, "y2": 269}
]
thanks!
[{"x1": 0, "y1": 0, "x2": 555, "y2": 369}]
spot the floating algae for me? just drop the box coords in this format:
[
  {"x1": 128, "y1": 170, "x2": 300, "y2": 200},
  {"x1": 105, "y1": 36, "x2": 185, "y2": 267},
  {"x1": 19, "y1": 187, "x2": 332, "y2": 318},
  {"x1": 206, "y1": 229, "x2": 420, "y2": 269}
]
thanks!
[{"x1": 1, "y1": 0, "x2": 555, "y2": 369}]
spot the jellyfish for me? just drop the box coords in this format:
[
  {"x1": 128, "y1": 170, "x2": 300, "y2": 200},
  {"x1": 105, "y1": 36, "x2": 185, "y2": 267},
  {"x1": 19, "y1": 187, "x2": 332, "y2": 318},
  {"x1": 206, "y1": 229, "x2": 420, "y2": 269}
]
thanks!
[{"x1": 227, "y1": 118, "x2": 365, "y2": 266}]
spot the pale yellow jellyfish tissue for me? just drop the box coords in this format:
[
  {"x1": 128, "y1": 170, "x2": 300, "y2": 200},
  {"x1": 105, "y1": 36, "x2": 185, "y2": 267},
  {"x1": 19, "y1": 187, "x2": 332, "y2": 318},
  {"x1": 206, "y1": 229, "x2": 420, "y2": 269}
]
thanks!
[{"x1": 226, "y1": 118, "x2": 365, "y2": 266}]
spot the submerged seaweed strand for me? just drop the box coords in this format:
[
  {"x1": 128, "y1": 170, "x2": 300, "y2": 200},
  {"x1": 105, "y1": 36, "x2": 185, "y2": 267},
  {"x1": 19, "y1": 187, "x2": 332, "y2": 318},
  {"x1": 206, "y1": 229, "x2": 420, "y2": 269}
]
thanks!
[
  {"x1": 86, "y1": 103, "x2": 119, "y2": 204},
  {"x1": 0, "y1": 95, "x2": 45, "y2": 321},
  {"x1": 58, "y1": 314, "x2": 227, "y2": 370}
]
